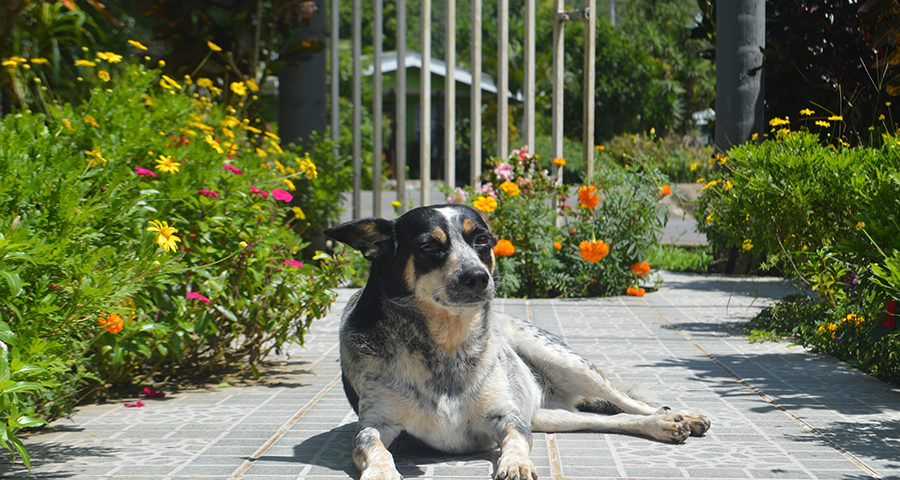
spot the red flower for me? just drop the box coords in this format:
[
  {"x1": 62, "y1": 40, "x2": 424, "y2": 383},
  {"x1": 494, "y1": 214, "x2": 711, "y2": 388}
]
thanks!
[
  {"x1": 271, "y1": 189, "x2": 293, "y2": 202},
  {"x1": 134, "y1": 167, "x2": 157, "y2": 177},
  {"x1": 124, "y1": 401, "x2": 144, "y2": 408},
  {"x1": 197, "y1": 189, "x2": 219, "y2": 198},
  {"x1": 883, "y1": 300, "x2": 897, "y2": 329},
  {"x1": 222, "y1": 164, "x2": 243, "y2": 175},
  {"x1": 186, "y1": 291, "x2": 211, "y2": 304},
  {"x1": 250, "y1": 185, "x2": 269, "y2": 199},
  {"x1": 282, "y1": 259, "x2": 303, "y2": 268},
  {"x1": 142, "y1": 387, "x2": 166, "y2": 398}
]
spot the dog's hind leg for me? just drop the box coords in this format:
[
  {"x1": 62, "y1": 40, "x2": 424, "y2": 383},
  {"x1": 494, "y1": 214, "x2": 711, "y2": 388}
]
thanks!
[
  {"x1": 352, "y1": 424, "x2": 403, "y2": 480},
  {"x1": 531, "y1": 407, "x2": 691, "y2": 444},
  {"x1": 498, "y1": 314, "x2": 710, "y2": 437}
]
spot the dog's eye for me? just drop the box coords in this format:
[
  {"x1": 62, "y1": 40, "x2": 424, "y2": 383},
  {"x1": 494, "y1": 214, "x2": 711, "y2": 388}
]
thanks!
[
  {"x1": 419, "y1": 241, "x2": 440, "y2": 253},
  {"x1": 473, "y1": 234, "x2": 492, "y2": 247}
]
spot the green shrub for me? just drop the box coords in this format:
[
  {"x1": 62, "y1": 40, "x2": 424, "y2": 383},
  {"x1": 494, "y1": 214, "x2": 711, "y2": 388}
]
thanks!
[
  {"x1": 0, "y1": 46, "x2": 346, "y2": 466},
  {"x1": 604, "y1": 130, "x2": 714, "y2": 183},
  {"x1": 444, "y1": 147, "x2": 669, "y2": 298},
  {"x1": 698, "y1": 129, "x2": 900, "y2": 383}
]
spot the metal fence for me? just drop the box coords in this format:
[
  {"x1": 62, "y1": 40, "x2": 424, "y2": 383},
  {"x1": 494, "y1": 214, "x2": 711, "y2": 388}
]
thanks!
[{"x1": 331, "y1": 0, "x2": 597, "y2": 219}]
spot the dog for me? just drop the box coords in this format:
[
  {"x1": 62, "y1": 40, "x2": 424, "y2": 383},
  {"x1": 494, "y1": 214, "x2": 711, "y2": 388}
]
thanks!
[{"x1": 324, "y1": 204, "x2": 710, "y2": 480}]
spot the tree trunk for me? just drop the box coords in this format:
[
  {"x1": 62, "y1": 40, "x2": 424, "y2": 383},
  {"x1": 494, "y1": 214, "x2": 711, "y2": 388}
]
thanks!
[{"x1": 715, "y1": 0, "x2": 764, "y2": 152}]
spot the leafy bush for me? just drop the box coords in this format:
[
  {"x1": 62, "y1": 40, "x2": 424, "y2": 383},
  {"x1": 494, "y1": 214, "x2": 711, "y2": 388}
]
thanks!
[
  {"x1": 0, "y1": 45, "x2": 346, "y2": 466},
  {"x1": 698, "y1": 128, "x2": 900, "y2": 383},
  {"x1": 604, "y1": 130, "x2": 714, "y2": 183},
  {"x1": 444, "y1": 147, "x2": 669, "y2": 298}
]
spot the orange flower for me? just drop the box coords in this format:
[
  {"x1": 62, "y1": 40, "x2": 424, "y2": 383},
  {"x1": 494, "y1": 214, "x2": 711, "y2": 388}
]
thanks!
[
  {"x1": 553, "y1": 241, "x2": 562, "y2": 250},
  {"x1": 494, "y1": 239, "x2": 515, "y2": 257},
  {"x1": 579, "y1": 240, "x2": 609, "y2": 263},
  {"x1": 98, "y1": 313, "x2": 124, "y2": 334},
  {"x1": 473, "y1": 195, "x2": 498, "y2": 213},
  {"x1": 626, "y1": 286, "x2": 645, "y2": 297},
  {"x1": 595, "y1": 145, "x2": 605, "y2": 151},
  {"x1": 553, "y1": 157, "x2": 566, "y2": 167},
  {"x1": 499, "y1": 181, "x2": 521, "y2": 196},
  {"x1": 630, "y1": 261, "x2": 650, "y2": 277},
  {"x1": 659, "y1": 185, "x2": 672, "y2": 196},
  {"x1": 577, "y1": 185, "x2": 600, "y2": 210}
]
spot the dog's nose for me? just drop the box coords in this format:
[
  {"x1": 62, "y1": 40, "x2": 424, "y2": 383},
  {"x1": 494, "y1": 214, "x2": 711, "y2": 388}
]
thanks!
[{"x1": 459, "y1": 268, "x2": 490, "y2": 293}]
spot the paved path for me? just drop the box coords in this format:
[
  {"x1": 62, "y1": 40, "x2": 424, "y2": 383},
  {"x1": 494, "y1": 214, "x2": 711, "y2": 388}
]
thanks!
[{"x1": 3, "y1": 272, "x2": 899, "y2": 480}]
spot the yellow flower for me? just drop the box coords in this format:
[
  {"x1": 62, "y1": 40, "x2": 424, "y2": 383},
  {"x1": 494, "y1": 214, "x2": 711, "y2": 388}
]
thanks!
[
  {"x1": 827, "y1": 115, "x2": 843, "y2": 121},
  {"x1": 155, "y1": 155, "x2": 181, "y2": 173},
  {"x1": 196, "y1": 77, "x2": 213, "y2": 89},
  {"x1": 74, "y1": 59, "x2": 97, "y2": 67},
  {"x1": 297, "y1": 153, "x2": 317, "y2": 179},
  {"x1": 702, "y1": 179, "x2": 721, "y2": 190},
  {"x1": 61, "y1": 118, "x2": 75, "y2": 131},
  {"x1": 30, "y1": 57, "x2": 48, "y2": 64},
  {"x1": 96, "y1": 51, "x2": 123, "y2": 63},
  {"x1": 207, "y1": 41, "x2": 223, "y2": 52},
  {"x1": 390, "y1": 201, "x2": 402, "y2": 210},
  {"x1": 160, "y1": 74, "x2": 181, "y2": 90},
  {"x1": 855, "y1": 221, "x2": 865, "y2": 230},
  {"x1": 472, "y1": 195, "x2": 498, "y2": 213},
  {"x1": 147, "y1": 220, "x2": 181, "y2": 253},
  {"x1": 230, "y1": 81, "x2": 247, "y2": 96},
  {"x1": 84, "y1": 149, "x2": 107, "y2": 167},
  {"x1": 204, "y1": 134, "x2": 224, "y2": 154},
  {"x1": 97, "y1": 70, "x2": 110, "y2": 82},
  {"x1": 2, "y1": 56, "x2": 26, "y2": 68},
  {"x1": 128, "y1": 40, "x2": 148, "y2": 51},
  {"x1": 742, "y1": 238, "x2": 753, "y2": 251},
  {"x1": 85, "y1": 115, "x2": 99, "y2": 128},
  {"x1": 705, "y1": 214, "x2": 714, "y2": 225},
  {"x1": 689, "y1": 161, "x2": 700, "y2": 172},
  {"x1": 769, "y1": 117, "x2": 790, "y2": 127},
  {"x1": 878, "y1": 114, "x2": 885, "y2": 121},
  {"x1": 723, "y1": 180, "x2": 733, "y2": 191},
  {"x1": 283, "y1": 178, "x2": 296, "y2": 191},
  {"x1": 842, "y1": 313, "x2": 864, "y2": 328},
  {"x1": 246, "y1": 78, "x2": 260, "y2": 92},
  {"x1": 499, "y1": 180, "x2": 521, "y2": 196},
  {"x1": 799, "y1": 108, "x2": 815, "y2": 116},
  {"x1": 292, "y1": 206, "x2": 306, "y2": 220},
  {"x1": 815, "y1": 120, "x2": 831, "y2": 128}
]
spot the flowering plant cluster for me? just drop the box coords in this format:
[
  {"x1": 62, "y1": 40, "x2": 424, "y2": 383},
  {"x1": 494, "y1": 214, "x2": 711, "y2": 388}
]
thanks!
[
  {"x1": 0, "y1": 43, "x2": 348, "y2": 465},
  {"x1": 698, "y1": 118, "x2": 900, "y2": 383},
  {"x1": 444, "y1": 146, "x2": 669, "y2": 298}
]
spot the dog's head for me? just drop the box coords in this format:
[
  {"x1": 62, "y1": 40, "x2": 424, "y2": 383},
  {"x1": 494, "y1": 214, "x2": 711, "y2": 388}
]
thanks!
[{"x1": 325, "y1": 204, "x2": 497, "y2": 307}]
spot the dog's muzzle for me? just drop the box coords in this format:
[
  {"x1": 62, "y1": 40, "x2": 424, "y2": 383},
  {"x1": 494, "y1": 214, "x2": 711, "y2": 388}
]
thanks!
[{"x1": 448, "y1": 267, "x2": 492, "y2": 304}]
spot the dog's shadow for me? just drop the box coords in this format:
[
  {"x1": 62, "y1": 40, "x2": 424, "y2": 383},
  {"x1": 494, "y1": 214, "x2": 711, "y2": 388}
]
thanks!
[{"x1": 273, "y1": 422, "x2": 495, "y2": 478}]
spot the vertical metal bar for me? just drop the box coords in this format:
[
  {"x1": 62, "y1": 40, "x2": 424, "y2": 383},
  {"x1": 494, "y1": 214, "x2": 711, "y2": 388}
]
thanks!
[
  {"x1": 420, "y1": 0, "x2": 432, "y2": 206},
  {"x1": 552, "y1": 0, "x2": 565, "y2": 186},
  {"x1": 470, "y1": 0, "x2": 482, "y2": 187},
  {"x1": 352, "y1": 0, "x2": 362, "y2": 219},
  {"x1": 373, "y1": 0, "x2": 383, "y2": 216},
  {"x1": 396, "y1": 0, "x2": 407, "y2": 213},
  {"x1": 524, "y1": 0, "x2": 536, "y2": 153},
  {"x1": 444, "y1": 0, "x2": 456, "y2": 189},
  {"x1": 497, "y1": 0, "x2": 509, "y2": 159},
  {"x1": 583, "y1": 0, "x2": 596, "y2": 179},
  {"x1": 330, "y1": 0, "x2": 340, "y2": 167}
]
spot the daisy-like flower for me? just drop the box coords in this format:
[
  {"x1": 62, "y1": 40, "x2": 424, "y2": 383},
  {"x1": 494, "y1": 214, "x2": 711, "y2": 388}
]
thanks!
[
  {"x1": 97, "y1": 70, "x2": 110, "y2": 82},
  {"x1": 799, "y1": 108, "x2": 815, "y2": 116},
  {"x1": 128, "y1": 40, "x2": 148, "y2": 51},
  {"x1": 297, "y1": 153, "x2": 318, "y2": 179},
  {"x1": 815, "y1": 120, "x2": 831, "y2": 128},
  {"x1": 828, "y1": 115, "x2": 843, "y2": 121},
  {"x1": 250, "y1": 185, "x2": 269, "y2": 199},
  {"x1": 96, "y1": 51, "x2": 123, "y2": 63},
  {"x1": 222, "y1": 164, "x2": 243, "y2": 175},
  {"x1": 74, "y1": 59, "x2": 97, "y2": 67},
  {"x1": 155, "y1": 155, "x2": 181, "y2": 173},
  {"x1": 207, "y1": 40, "x2": 223, "y2": 52},
  {"x1": 230, "y1": 81, "x2": 247, "y2": 96},
  {"x1": 186, "y1": 291, "x2": 211, "y2": 304},
  {"x1": 742, "y1": 238, "x2": 753, "y2": 251},
  {"x1": 292, "y1": 206, "x2": 306, "y2": 220},
  {"x1": 147, "y1": 220, "x2": 181, "y2": 253},
  {"x1": 271, "y1": 189, "x2": 293, "y2": 203},
  {"x1": 196, "y1": 77, "x2": 213, "y2": 88},
  {"x1": 84, "y1": 149, "x2": 107, "y2": 167},
  {"x1": 134, "y1": 167, "x2": 157, "y2": 177},
  {"x1": 768, "y1": 117, "x2": 790, "y2": 127}
]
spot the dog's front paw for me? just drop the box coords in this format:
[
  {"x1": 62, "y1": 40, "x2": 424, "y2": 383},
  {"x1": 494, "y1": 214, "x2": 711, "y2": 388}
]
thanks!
[
  {"x1": 679, "y1": 412, "x2": 711, "y2": 437},
  {"x1": 360, "y1": 464, "x2": 403, "y2": 480},
  {"x1": 494, "y1": 453, "x2": 538, "y2": 480},
  {"x1": 644, "y1": 409, "x2": 690, "y2": 444}
]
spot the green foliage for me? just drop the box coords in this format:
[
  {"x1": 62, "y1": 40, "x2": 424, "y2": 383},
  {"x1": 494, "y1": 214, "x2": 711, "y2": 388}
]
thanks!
[
  {"x1": 698, "y1": 130, "x2": 900, "y2": 383},
  {"x1": 444, "y1": 147, "x2": 668, "y2": 298},
  {"x1": 604, "y1": 130, "x2": 714, "y2": 183},
  {"x1": 0, "y1": 44, "x2": 347, "y2": 466},
  {"x1": 647, "y1": 245, "x2": 712, "y2": 273}
]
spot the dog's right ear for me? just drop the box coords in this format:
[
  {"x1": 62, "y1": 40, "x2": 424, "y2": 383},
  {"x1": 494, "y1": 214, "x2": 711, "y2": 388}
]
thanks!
[{"x1": 324, "y1": 218, "x2": 395, "y2": 260}]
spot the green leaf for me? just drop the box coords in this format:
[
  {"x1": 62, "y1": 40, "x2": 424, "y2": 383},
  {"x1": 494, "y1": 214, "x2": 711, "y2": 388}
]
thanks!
[
  {"x1": 217, "y1": 381, "x2": 231, "y2": 388},
  {"x1": 0, "y1": 271, "x2": 22, "y2": 297}
]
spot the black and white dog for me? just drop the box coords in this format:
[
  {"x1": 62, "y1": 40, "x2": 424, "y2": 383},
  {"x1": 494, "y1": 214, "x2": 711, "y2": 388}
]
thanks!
[{"x1": 325, "y1": 204, "x2": 709, "y2": 480}]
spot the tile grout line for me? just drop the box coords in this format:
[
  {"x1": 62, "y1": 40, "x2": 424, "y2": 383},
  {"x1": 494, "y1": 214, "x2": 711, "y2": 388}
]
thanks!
[
  {"x1": 643, "y1": 297, "x2": 884, "y2": 480},
  {"x1": 228, "y1": 371, "x2": 343, "y2": 479},
  {"x1": 545, "y1": 433, "x2": 564, "y2": 480}
]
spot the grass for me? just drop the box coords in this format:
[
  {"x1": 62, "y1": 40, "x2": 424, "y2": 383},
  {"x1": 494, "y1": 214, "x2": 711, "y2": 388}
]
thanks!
[{"x1": 647, "y1": 244, "x2": 712, "y2": 273}]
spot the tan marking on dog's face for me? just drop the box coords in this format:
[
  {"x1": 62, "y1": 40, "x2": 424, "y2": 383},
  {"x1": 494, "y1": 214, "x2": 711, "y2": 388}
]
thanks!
[
  {"x1": 404, "y1": 255, "x2": 416, "y2": 291},
  {"x1": 462, "y1": 218, "x2": 477, "y2": 235},
  {"x1": 430, "y1": 226, "x2": 448, "y2": 244}
]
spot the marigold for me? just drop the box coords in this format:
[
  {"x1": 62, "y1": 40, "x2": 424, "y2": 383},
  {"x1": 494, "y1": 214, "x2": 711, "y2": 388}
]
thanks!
[
  {"x1": 553, "y1": 241, "x2": 562, "y2": 250},
  {"x1": 630, "y1": 261, "x2": 650, "y2": 277},
  {"x1": 147, "y1": 220, "x2": 181, "y2": 253},
  {"x1": 85, "y1": 115, "x2": 99, "y2": 128},
  {"x1": 626, "y1": 286, "x2": 645, "y2": 297},
  {"x1": 742, "y1": 238, "x2": 753, "y2": 252},
  {"x1": 494, "y1": 239, "x2": 515, "y2": 257},
  {"x1": 579, "y1": 240, "x2": 609, "y2": 263},
  {"x1": 98, "y1": 313, "x2": 124, "y2": 334},
  {"x1": 473, "y1": 195, "x2": 498, "y2": 213},
  {"x1": 499, "y1": 181, "x2": 521, "y2": 196},
  {"x1": 577, "y1": 185, "x2": 600, "y2": 210},
  {"x1": 842, "y1": 313, "x2": 864, "y2": 328},
  {"x1": 553, "y1": 157, "x2": 566, "y2": 167},
  {"x1": 659, "y1": 185, "x2": 672, "y2": 196}
]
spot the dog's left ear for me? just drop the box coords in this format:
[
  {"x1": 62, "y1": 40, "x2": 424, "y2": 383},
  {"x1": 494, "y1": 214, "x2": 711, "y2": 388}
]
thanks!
[{"x1": 324, "y1": 218, "x2": 395, "y2": 260}]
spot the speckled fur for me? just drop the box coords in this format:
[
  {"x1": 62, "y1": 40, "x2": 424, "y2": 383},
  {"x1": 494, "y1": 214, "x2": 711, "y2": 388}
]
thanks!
[{"x1": 325, "y1": 205, "x2": 710, "y2": 480}]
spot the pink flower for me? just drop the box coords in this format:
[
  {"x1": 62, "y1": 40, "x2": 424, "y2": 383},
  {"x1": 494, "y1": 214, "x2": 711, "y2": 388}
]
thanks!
[
  {"x1": 271, "y1": 189, "x2": 293, "y2": 202},
  {"x1": 282, "y1": 259, "x2": 303, "y2": 268},
  {"x1": 134, "y1": 167, "x2": 157, "y2": 178},
  {"x1": 142, "y1": 387, "x2": 166, "y2": 398},
  {"x1": 250, "y1": 185, "x2": 269, "y2": 199},
  {"x1": 222, "y1": 164, "x2": 243, "y2": 175},
  {"x1": 495, "y1": 162, "x2": 514, "y2": 182},
  {"x1": 480, "y1": 182, "x2": 498, "y2": 199},
  {"x1": 447, "y1": 187, "x2": 468, "y2": 204},
  {"x1": 186, "y1": 291, "x2": 211, "y2": 304},
  {"x1": 124, "y1": 401, "x2": 144, "y2": 408},
  {"x1": 197, "y1": 189, "x2": 219, "y2": 198}
]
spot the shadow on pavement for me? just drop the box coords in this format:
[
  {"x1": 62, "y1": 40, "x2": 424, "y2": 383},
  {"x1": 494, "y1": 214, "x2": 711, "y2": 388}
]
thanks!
[{"x1": 0, "y1": 442, "x2": 111, "y2": 479}]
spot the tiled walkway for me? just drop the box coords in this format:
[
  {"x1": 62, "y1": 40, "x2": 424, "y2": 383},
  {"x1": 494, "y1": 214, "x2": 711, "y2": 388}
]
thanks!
[{"x1": 3, "y1": 272, "x2": 898, "y2": 480}]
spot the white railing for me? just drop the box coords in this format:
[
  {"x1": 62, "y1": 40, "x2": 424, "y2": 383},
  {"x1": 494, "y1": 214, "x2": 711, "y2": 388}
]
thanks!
[{"x1": 332, "y1": 0, "x2": 597, "y2": 219}]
